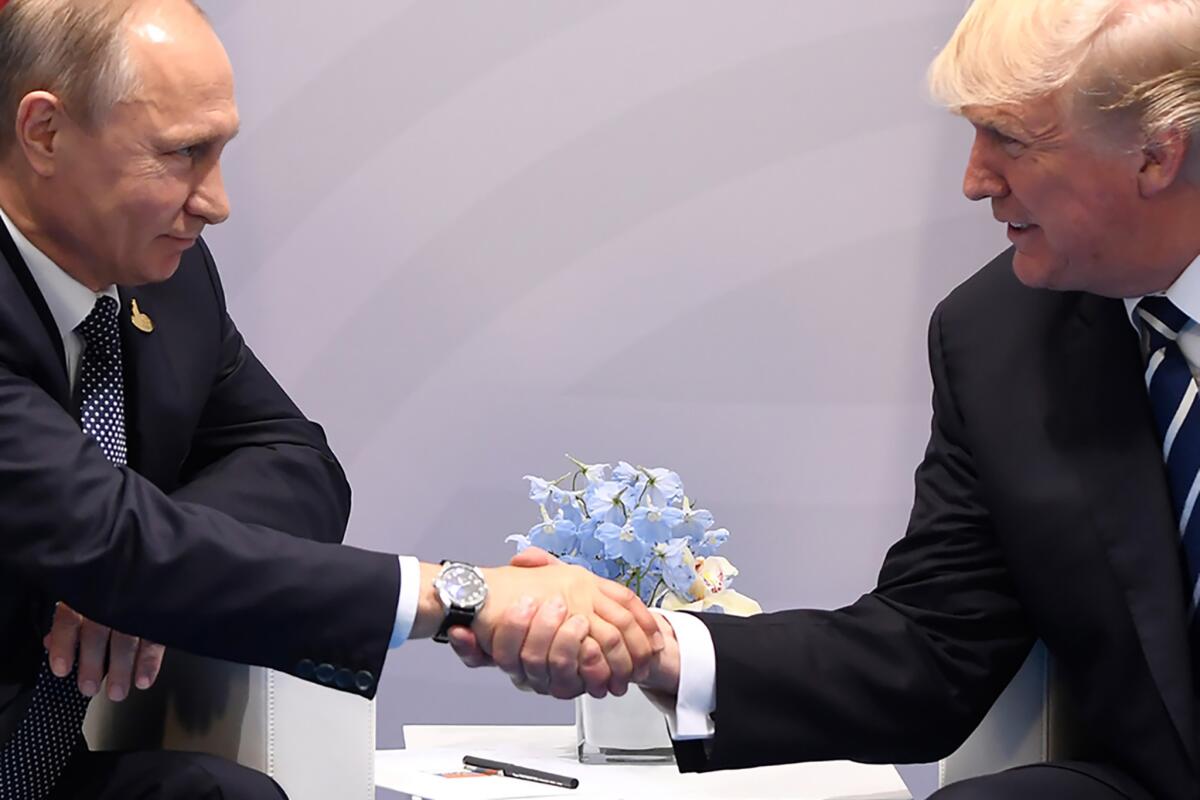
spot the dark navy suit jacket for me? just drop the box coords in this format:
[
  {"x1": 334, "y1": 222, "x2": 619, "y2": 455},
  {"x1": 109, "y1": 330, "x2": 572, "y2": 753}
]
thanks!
[
  {"x1": 0, "y1": 220, "x2": 400, "y2": 748},
  {"x1": 675, "y1": 250, "x2": 1199, "y2": 799}
]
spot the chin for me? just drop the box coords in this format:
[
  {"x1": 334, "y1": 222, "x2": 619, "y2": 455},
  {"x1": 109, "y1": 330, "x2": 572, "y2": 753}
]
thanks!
[
  {"x1": 131, "y1": 254, "x2": 185, "y2": 287},
  {"x1": 1011, "y1": 250, "x2": 1069, "y2": 291}
]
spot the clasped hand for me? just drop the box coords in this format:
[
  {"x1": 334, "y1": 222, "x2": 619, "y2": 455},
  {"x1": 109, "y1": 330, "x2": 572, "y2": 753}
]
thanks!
[
  {"x1": 452, "y1": 548, "x2": 678, "y2": 700},
  {"x1": 44, "y1": 602, "x2": 165, "y2": 702}
]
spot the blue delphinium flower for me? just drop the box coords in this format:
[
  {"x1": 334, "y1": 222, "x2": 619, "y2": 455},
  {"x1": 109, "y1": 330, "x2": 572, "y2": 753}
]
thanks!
[
  {"x1": 554, "y1": 489, "x2": 586, "y2": 524},
  {"x1": 656, "y1": 538, "x2": 699, "y2": 600},
  {"x1": 576, "y1": 518, "x2": 605, "y2": 559},
  {"x1": 674, "y1": 505, "x2": 715, "y2": 544},
  {"x1": 505, "y1": 533, "x2": 531, "y2": 553},
  {"x1": 641, "y1": 467, "x2": 684, "y2": 507},
  {"x1": 568, "y1": 456, "x2": 612, "y2": 487},
  {"x1": 523, "y1": 475, "x2": 554, "y2": 505},
  {"x1": 612, "y1": 461, "x2": 641, "y2": 487},
  {"x1": 589, "y1": 556, "x2": 622, "y2": 580},
  {"x1": 691, "y1": 527, "x2": 729, "y2": 557},
  {"x1": 585, "y1": 481, "x2": 629, "y2": 525},
  {"x1": 515, "y1": 457, "x2": 743, "y2": 609},
  {"x1": 630, "y1": 503, "x2": 685, "y2": 544},
  {"x1": 596, "y1": 521, "x2": 650, "y2": 565},
  {"x1": 528, "y1": 513, "x2": 578, "y2": 553}
]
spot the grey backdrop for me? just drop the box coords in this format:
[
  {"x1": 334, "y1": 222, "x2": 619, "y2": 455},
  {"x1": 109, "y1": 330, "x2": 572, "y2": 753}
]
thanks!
[{"x1": 200, "y1": 2, "x2": 999, "y2": 796}]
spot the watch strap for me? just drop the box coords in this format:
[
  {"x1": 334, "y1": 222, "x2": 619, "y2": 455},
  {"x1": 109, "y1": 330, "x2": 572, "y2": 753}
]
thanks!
[{"x1": 433, "y1": 604, "x2": 476, "y2": 643}]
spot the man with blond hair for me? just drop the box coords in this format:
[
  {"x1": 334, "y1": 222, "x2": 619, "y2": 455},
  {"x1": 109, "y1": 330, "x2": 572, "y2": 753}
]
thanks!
[
  {"x1": 0, "y1": 0, "x2": 664, "y2": 798},
  {"x1": 456, "y1": 1, "x2": 1200, "y2": 797}
]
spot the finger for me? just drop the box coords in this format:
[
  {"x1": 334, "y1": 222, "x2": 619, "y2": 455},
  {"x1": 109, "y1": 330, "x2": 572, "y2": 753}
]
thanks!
[
  {"x1": 546, "y1": 614, "x2": 589, "y2": 699},
  {"x1": 597, "y1": 580, "x2": 663, "y2": 651},
  {"x1": 447, "y1": 627, "x2": 494, "y2": 668},
  {"x1": 593, "y1": 592, "x2": 654, "y2": 684},
  {"x1": 76, "y1": 619, "x2": 112, "y2": 697},
  {"x1": 134, "y1": 641, "x2": 166, "y2": 691},
  {"x1": 587, "y1": 617, "x2": 633, "y2": 696},
  {"x1": 509, "y1": 674, "x2": 535, "y2": 693},
  {"x1": 510, "y1": 547, "x2": 559, "y2": 568},
  {"x1": 520, "y1": 596, "x2": 568, "y2": 693},
  {"x1": 578, "y1": 637, "x2": 611, "y2": 698},
  {"x1": 490, "y1": 598, "x2": 538, "y2": 682},
  {"x1": 105, "y1": 631, "x2": 140, "y2": 702},
  {"x1": 44, "y1": 603, "x2": 84, "y2": 678}
]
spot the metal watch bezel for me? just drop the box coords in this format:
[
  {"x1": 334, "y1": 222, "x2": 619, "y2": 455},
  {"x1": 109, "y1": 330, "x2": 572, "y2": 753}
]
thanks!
[{"x1": 433, "y1": 561, "x2": 488, "y2": 612}]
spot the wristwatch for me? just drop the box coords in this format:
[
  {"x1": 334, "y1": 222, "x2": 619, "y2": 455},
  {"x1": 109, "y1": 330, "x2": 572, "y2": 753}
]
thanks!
[{"x1": 432, "y1": 561, "x2": 489, "y2": 643}]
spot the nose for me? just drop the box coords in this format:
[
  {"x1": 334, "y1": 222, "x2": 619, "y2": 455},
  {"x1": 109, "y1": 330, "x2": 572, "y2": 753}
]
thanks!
[
  {"x1": 186, "y1": 161, "x2": 231, "y2": 226},
  {"x1": 962, "y1": 133, "x2": 1008, "y2": 202}
]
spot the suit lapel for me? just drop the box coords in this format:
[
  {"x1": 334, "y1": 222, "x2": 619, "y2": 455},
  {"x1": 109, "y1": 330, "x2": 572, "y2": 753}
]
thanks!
[
  {"x1": 1060, "y1": 292, "x2": 1198, "y2": 763},
  {"x1": 117, "y1": 287, "x2": 182, "y2": 480},
  {"x1": 0, "y1": 219, "x2": 70, "y2": 409}
]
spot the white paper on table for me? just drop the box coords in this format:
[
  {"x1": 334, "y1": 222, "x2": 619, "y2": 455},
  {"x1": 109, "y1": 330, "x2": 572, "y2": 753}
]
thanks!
[
  {"x1": 374, "y1": 747, "x2": 583, "y2": 800},
  {"x1": 382, "y1": 726, "x2": 910, "y2": 800}
]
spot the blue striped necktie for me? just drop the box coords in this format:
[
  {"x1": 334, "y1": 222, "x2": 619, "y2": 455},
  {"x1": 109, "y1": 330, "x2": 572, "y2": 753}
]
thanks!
[{"x1": 1137, "y1": 296, "x2": 1200, "y2": 629}]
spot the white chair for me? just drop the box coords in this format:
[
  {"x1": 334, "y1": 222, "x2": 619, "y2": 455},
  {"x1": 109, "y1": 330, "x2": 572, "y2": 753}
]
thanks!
[
  {"x1": 82, "y1": 651, "x2": 376, "y2": 800},
  {"x1": 938, "y1": 642, "x2": 1079, "y2": 789}
]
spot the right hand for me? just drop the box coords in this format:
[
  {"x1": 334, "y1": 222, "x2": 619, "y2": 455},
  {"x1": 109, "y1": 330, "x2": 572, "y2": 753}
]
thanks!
[
  {"x1": 44, "y1": 602, "x2": 165, "y2": 702},
  {"x1": 450, "y1": 586, "x2": 683, "y2": 701},
  {"x1": 451, "y1": 549, "x2": 667, "y2": 698}
]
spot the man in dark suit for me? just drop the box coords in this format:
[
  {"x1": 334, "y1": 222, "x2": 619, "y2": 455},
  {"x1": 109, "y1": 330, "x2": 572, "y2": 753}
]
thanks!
[
  {"x1": 454, "y1": 1, "x2": 1200, "y2": 797},
  {"x1": 0, "y1": 1, "x2": 661, "y2": 798}
]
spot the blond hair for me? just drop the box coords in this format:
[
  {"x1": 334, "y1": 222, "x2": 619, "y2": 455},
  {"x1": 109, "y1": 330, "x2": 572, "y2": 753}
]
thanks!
[
  {"x1": 0, "y1": 0, "x2": 206, "y2": 153},
  {"x1": 929, "y1": 0, "x2": 1200, "y2": 149}
]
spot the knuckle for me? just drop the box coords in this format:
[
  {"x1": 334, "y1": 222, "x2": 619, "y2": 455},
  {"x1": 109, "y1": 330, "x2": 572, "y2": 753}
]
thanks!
[
  {"x1": 548, "y1": 652, "x2": 574, "y2": 674},
  {"x1": 597, "y1": 629, "x2": 622, "y2": 652}
]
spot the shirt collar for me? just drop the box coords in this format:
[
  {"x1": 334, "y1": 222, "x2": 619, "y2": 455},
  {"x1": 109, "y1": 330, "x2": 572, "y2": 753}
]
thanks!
[{"x1": 0, "y1": 204, "x2": 119, "y2": 342}]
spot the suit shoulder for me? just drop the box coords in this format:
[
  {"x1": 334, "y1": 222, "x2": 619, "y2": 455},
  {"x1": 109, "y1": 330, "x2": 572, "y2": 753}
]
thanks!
[{"x1": 935, "y1": 247, "x2": 1079, "y2": 333}]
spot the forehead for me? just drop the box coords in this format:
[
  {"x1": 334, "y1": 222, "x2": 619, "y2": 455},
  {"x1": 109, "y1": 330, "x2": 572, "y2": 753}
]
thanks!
[
  {"x1": 118, "y1": 5, "x2": 239, "y2": 139},
  {"x1": 962, "y1": 95, "x2": 1066, "y2": 134}
]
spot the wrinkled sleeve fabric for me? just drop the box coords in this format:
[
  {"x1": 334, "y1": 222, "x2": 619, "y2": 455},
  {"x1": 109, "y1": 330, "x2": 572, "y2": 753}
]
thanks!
[
  {"x1": 169, "y1": 240, "x2": 351, "y2": 545},
  {"x1": 672, "y1": 303, "x2": 1033, "y2": 772}
]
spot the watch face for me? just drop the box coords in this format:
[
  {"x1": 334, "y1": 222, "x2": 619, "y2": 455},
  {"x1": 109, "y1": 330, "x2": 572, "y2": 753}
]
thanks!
[{"x1": 440, "y1": 564, "x2": 487, "y2": 607}]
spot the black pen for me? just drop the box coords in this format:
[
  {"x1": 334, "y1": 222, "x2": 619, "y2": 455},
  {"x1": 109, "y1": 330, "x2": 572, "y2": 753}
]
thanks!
[{"x1": 462, "y1": 755, "x2": 579, "y2": 790}]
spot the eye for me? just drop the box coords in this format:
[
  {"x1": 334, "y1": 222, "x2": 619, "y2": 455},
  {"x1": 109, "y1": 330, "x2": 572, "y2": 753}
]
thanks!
[
  {"x1": 171, "y1": 144, "x2": 201, "y2": 159},
  {"x1": 991, "y1": 130, "x2": 1026, "y2": 156}
]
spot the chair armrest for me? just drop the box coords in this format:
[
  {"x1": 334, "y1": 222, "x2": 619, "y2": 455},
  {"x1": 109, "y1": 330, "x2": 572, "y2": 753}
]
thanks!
[
  {"x1": 82, "y1": 650, "x2": 375, "y2": 800},
  {"x1": 938, "y1": 642, "x2": 1080, "y2": 787}
]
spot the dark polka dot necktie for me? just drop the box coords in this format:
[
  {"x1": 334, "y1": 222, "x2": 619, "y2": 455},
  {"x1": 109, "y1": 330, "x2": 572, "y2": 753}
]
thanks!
[{"x1": 0, "y1": 295, "x2": 128, "y2": 799}]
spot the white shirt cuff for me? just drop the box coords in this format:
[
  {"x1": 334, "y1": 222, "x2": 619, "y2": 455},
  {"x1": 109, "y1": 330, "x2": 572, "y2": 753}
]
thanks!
[
  {"x1": 389, "y1": 555, "x2": 421, "y2": 648},
  {"x1": 639, "y1": 610, "x2": 716, "y2": 740}
]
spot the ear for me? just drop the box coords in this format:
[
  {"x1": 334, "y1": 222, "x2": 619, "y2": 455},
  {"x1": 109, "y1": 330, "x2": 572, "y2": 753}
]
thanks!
[
  {"x1": 1138, "y1": 126, "x2": 1190, "y2": 198},
  {"x1": 14, "y1": 91, "x2": 65, "y2": 178}
]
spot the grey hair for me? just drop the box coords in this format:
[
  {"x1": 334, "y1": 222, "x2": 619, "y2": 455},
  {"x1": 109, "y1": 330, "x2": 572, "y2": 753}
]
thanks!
[
  {"x1": 929, "y1": 0, "x2": 1200, "y2": 179},
  {"x1": 0, "y1": 0, "x2": 203, "y2": 153}
]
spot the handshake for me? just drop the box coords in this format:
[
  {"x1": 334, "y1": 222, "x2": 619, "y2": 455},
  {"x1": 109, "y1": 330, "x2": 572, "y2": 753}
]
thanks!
[{"x1": 423, "y1": 547, "x2": 682, "y2": 700}]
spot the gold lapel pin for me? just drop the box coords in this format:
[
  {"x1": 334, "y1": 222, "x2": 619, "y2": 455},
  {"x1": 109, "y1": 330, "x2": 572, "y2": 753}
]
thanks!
[{"x1": 130, "y1": 298, "x2": 154, "y2": 334}]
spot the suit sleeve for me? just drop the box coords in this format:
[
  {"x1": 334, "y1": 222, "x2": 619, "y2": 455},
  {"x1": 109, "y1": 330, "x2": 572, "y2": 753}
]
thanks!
[
  {"x1": 0, "y1": 371, "x2": 397, "y2": 702},
  {"x1": 673, "y1": 302, "x2": 1034, "y2": 771},
  {"x1": 169, "y1": 239, "x2": 351, "y2": 544}
]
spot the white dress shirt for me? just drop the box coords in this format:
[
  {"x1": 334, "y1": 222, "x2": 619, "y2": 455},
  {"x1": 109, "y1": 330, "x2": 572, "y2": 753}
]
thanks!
[
  {"x1": 0, "y1": 206, "x2": 421, "y2": 649},
  {"x1": 658, "y1": 250, "x2": 1200, "y2": 742},
  {"x1": 1124, "y1": 252, "x2": 1200, "y2": 374}
]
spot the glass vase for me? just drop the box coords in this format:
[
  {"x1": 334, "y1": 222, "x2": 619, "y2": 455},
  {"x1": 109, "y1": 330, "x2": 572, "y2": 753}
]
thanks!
[{"x1": 574, "y1": 689, "x2": 675, "y2": 764}]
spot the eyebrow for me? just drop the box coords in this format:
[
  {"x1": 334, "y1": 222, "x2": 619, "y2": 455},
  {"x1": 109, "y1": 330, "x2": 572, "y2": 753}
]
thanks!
[{"x1": 162, "y1": 125, "x2": 240, "y2": 149}]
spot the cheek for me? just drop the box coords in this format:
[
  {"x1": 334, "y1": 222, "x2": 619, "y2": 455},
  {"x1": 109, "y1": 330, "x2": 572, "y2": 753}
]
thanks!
[{"x1": 117, "y1": 181, "x2": 189, "y2": 235}]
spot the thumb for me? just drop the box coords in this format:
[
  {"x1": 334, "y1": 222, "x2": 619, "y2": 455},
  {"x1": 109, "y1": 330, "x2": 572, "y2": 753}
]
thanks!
[{"x1": 511, "y1": 546, "x2": 559, "y2": 568}]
